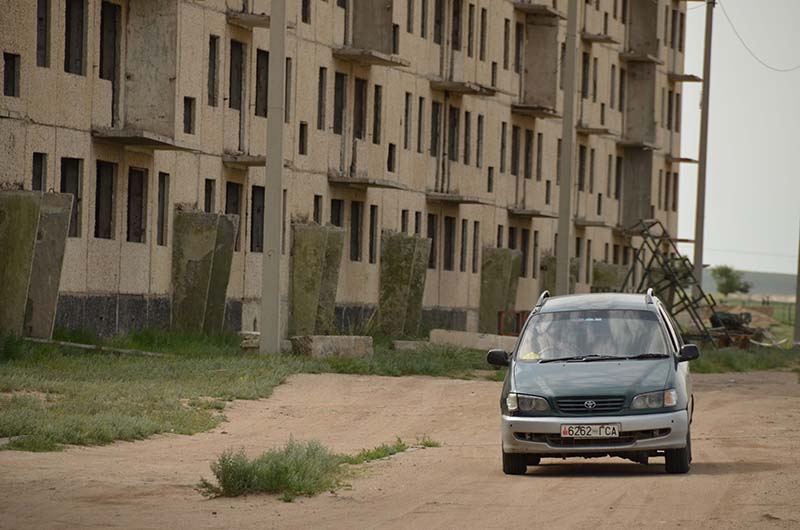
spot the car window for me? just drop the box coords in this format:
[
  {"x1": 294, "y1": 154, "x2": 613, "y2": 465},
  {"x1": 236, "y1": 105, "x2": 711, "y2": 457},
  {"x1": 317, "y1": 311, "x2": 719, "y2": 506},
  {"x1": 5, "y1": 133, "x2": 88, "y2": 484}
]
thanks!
[
  {"x1": 656, "y1": 304, "x2": 680, "y2": 352},
  {"x1": 516, "y1": 309, "x2": 670, "y2": 361}
]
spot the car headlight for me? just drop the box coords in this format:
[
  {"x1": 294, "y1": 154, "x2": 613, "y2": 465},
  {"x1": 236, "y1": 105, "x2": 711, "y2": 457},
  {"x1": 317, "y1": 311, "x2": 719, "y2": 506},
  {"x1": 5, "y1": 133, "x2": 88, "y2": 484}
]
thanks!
[
  {"x1": 506, "y1": 393, "x2": 550, "y2": 413},
  {"x1": 631, "y1": 389, "x2": 678, "y2": 409}
]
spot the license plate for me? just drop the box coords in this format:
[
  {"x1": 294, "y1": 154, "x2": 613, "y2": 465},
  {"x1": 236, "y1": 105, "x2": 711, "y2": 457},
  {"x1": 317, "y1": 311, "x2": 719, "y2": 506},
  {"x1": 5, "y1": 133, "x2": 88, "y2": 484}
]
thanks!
[{"x1": 560, "y1": 424, "x2": 620, "y2": 438}]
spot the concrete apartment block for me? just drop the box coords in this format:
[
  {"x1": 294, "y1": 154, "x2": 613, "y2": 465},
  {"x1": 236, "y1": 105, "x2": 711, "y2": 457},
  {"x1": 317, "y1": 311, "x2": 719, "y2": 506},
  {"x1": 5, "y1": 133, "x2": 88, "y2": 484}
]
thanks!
[{"x1": 0, "y1": 0, "x2": 692, "y2": 337}]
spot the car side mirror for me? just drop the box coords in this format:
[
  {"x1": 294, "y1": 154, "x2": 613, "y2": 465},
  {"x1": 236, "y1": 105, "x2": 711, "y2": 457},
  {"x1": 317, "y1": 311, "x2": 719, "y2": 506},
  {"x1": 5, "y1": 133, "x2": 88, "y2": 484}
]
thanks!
[
  {"x1": 678, "y1": 344, "x2": 700, "y2": 363},
  {"x1": 487, "y1": 349, "x2": 510, "y2": 367}
]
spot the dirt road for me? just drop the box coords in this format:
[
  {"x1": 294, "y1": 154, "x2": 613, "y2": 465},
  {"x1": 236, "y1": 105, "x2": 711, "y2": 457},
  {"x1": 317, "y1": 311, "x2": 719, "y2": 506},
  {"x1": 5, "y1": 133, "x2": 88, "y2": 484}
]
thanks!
[{"x1": 1, "y1": 371, "x2": 799, "y2": 529}]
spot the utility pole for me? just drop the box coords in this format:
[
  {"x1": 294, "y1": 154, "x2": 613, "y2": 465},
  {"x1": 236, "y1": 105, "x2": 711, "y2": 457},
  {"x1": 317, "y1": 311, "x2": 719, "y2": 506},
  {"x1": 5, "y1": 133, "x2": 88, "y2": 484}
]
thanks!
[
  {"x1": 794, "y1": 220, "x2": 800, "y2": 347},
  {"x1": 260, "y1": 0, "x2": 286, "y2": 354},
  {"x1": 693, "y1": 0, "x2": 715, "y2": 295},
  {"x1": 555, "y1": 0, "x2": 580, "y2": 296}
]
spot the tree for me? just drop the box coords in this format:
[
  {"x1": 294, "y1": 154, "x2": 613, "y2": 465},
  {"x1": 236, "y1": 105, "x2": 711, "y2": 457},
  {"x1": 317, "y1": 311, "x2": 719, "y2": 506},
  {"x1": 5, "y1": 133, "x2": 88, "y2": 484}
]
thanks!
[{"x1": 710, "y1": 265, "x2": 752, "y2": 298}]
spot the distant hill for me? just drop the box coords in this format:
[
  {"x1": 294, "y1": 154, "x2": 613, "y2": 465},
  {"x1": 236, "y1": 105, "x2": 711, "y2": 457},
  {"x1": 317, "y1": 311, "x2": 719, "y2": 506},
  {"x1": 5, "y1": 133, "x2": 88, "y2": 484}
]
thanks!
[{"x1": 703, "y1": 269, "x2": 797, "y2": 297}]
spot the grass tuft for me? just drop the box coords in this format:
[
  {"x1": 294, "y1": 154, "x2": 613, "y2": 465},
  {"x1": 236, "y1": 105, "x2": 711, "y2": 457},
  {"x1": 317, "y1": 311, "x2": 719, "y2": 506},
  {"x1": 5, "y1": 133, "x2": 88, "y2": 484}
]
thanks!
[
  {"x1": 417, "y1": 435, "x2": 441, "y2": 448},
  {"x1": 691, "y1": 347, "x2": 800, "y2": 373},
  {"x1": 197, "y1": 439, "x2": 344, "y2": 501},
  {"x1": 340, "y1": 437, "x2": 409, "y2": 465}
]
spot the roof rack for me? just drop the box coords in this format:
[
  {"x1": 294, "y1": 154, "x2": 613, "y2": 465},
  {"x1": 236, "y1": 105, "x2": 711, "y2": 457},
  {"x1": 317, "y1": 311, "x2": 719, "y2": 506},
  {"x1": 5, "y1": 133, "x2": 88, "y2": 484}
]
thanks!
[
  {"x1": 645, "y1": 288, "x2": 655, "y2": 304},
  {"x1": 535, "y1": 290, "x2": 551, "y2": 308}
]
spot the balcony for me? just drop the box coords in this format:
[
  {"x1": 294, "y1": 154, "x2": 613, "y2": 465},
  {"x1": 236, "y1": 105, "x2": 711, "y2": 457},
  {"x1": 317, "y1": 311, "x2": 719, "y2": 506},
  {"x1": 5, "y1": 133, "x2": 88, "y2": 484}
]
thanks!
[
  {"x1": 512, "y1": 2, "x2": 565, "y2": 19},
  {"x1": 430, "y1": 79, "x2": 495, "y2": 96},
  {"x1": 343, "y1": 0, "x2": 409, "y2": 69},
  {"x1": 666, "y1": 156, "x2": 698, "y2": 165},
  {"x1": 576, "y1": 124, "x2": 617, "y2": 137},
  {"x1": 511, "y1": 104, "x2": 561, "y2": 120},
  {"x1": 333, "y1": 48, "x2": 409, "y2": 68},
  {"x1": 518, "y1": 13, "x2": 561, "y2": 114},
  {"x1": 668, "y1": 73, "x2": 702, "y2": 84},
  {"x1": 619, "y1": 51, "x2": 664, "y2": 65},
  {"x1": 92, "y1": 128, "x2": 194, "y2": 151},
  {"x1": 508, "y1": 207, "x2": 558, "y2": 219},
  {"x1": 226, "y1": 10, "x2": 270, "y2": 28},
  {"x1": 222, "y1": 152, "x2": 267, "y2": 169},
  {"x1": 425, "y1": 191, "x2": 493, "y2": 206},
  {"x1": 328, "y1": 170, "x2": 408, "y2": 191},
  {"x1": 581, "y1": 32, "x2": 621, "y2": 46}
]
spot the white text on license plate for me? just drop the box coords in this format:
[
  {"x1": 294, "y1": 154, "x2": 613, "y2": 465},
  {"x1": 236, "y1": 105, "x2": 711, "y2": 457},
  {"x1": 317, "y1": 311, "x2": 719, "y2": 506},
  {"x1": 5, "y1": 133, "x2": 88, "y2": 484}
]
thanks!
[{"x1": 560, "y1": 424, "x2": 620, "y2": 438}]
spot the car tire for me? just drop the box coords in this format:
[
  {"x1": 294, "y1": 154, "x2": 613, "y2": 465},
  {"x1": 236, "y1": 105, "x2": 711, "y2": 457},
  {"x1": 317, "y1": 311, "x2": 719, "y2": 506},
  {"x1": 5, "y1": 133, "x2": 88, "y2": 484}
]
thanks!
[
  {"x1": 665, "y1": 428, "x2": 691, "y2": 474},
  {"x1": 526, "y1": 455, "x2": 541, "y2": 466},
  {"x1": 502, "y1": 451, "x2": 528, "y2": 475}
]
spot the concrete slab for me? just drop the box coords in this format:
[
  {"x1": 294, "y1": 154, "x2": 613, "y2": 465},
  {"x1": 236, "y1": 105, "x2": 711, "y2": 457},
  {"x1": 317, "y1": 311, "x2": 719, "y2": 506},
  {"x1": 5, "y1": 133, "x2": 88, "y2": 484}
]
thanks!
[
  {"x1": 378, "y1": 231, "x2": 418, "y2": 336},
  {"x1": 290, "y1": 224, "x2": 328, "y2": 336},
  {"x1": 403, "y1": 237, "x2": 431, "y2": 337},
  {"x1": 540, "y1": 255, "x2": 577, "y2": 294},
  {"x1": 84, "y1": 294, "x2": 118, "y2": 338},
  {"x1": 118, "y1": 295, "x2": 148, "y2": 335},
  {"x1": 147, "y1": 297, "x2": 171, "y2": 330},
  {"x1": 315, "y1": 227, "x2": 344, "y2": 335},
  {"x1": 429, "y1": 329, "x2": 518, "y2": 353},
  {"x1": 23, "y1": 193, "x2": 73, "y2": 338},
  {"x1": 290, "y1": 335, "x2": 374, "y2": 358},
  {"x1": 204, "y1": 214, "x2": 239, "y2": 334},
  {"x1": 0, "y1": 191, "x2": 41, "y2": 336},
  {"x1": 478, "y1": 247, "x2": 513, "y2": 333},
  {"x1": 55, "y1": 294, "x2": 85, "y2": 332},
  {"x1": 592, "y1": 262, "x2": 628, "y2": 293},
  {"x1": 171, "y1": 211, "x2": 218, "y2": 332}
]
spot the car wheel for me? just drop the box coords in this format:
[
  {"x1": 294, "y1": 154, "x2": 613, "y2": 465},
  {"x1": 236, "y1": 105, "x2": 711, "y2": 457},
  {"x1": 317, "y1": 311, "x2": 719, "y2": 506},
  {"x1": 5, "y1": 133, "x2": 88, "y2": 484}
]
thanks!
[
  {"x1": 665, "y1": 428, "x2": 691, "y2": 474},
  {"x1": 502, "y1": 450, "x2": 528, "y2": 475}
]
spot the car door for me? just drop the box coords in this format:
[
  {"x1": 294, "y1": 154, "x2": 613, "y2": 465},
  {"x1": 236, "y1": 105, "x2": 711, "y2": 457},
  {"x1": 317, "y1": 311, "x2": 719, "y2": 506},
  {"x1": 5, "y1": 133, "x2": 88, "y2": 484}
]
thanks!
[{"x1": 657, "y1": 302, "x2": 693, "y2": 421}]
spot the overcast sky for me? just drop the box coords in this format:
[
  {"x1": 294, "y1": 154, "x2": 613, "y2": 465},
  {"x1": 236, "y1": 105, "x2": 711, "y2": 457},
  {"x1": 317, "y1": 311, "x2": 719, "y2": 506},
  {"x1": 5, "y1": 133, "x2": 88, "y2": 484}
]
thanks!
[{"x1": 677, "y1": 0, "x2": 800, "y2": 275}]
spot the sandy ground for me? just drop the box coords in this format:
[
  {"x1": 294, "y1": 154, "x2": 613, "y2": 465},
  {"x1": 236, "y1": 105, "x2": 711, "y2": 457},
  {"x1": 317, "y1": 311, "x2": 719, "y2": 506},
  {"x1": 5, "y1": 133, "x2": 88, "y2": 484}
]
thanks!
[{"x1": 1, "y1": 371, "x2": 799, "y2": 530}]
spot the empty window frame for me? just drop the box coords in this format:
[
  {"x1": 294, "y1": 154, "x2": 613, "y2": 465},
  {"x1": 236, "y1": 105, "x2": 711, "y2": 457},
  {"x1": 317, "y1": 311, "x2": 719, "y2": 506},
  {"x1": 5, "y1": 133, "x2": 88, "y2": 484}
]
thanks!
[
  {"x1": 204, "y1": 179, "x2": 216, "y2": 213},
  {"x1": 447, "y1": 105, "x2": 459, "y2": 162},
  {"x1": 521, "y1": 229, "x2": 530, "y2": 277},
  {"x1": 301, "y1": 0, "x2": 311, "y2": 24},
  {"x1": 672, "y1": 173, "x2": 679, "y2": 212},
  {"x1": 496, "y1": 224, "x2": 504, "y2": 248},
  {"x1": 578, "y1": 145, "x2": 587, "y2": 191},
  {"x1": 299, "y1": 122, "x2": 308, "y2": 155},
  {"x1": 524, "y1": 129, "x2": 533, "y2": 180},
  {"x1": 407, "y1": 0, "x2": 414, "y2": 33},
  {"x1": 533, "y1": 230, "x2": 540, "y2": 278},
  {"x1": 183, "y1": 97, "x2": 195, "y2": 134},
  {"x1": 508, "y1": 226, "x2": 517, "y2": 250},
  {"x1": 229, "y1": 40, "x2": 244, "y2": 110},
  {"x1": 427, "y1": 213, "x2": 438, "y2": 268},
  {"x1": 619, "y1": 68, "x2": 626, "y2": 110},
  {"x1": 284, "y1": 58, "x2": 292, "y2": 124},
  {"x1": 354, "y1": 78, "x2": 368, "y2": 140},
  {"x1": 333, "y1": 72, "x2": 347, "y2": 135},
  {"x1": 225, "y1": 182, "x2": 242, "y2": 251},
  {"x1": 536, "y1": 133, "x2": 543, "y2": 181},
  {"x1": 667, "y1": 90, "x2": 674, "y2": 130},
  {"x1": 589, "y1": 148, "x2": 595, "y2": 193},
  {"x1": 372, "y1": 84, "x2": 382, "y2": 145},
  {"x1": 99, "y1": 1, "x2": 119, "y2": 83},
  {"x1": 443, "y1": 216, "x2": 456, "y2": 271},
  {"x1": 126, "y1": 168, "x2": 147, "y2": 243},
  {"x1": 37, "y1": 0, "x2": 50, "y2": 67},
  {"x1": 503, "y1": 19, "x2": 510, "y2": 70},
  {"x1": 313, "y1": 194, "x2": 322, "y2": 224},
  {"x1": 431, "y1": 101, "x2": 442, "y2": 157},
  {"x1": 64, "y1": 0, "x2": 85, "y2": 75},
  {"x1": 387, "y1": 143, "x2": 397, "y2": 172},
  {"x1": 556, "y1": 138, "x2": 562, "y2": 184},
  {"x1": 463, "y1": 111, "x2": 471, "y2": 165},
  {"x1": 251, "y1": 185, "x2": 265, "y2": 252},
  {"x1": 500, "y1": 122, "x2": 508, "y2": 173},
  {"x1": 368, "y1": 204, "x2": 378, "y2": 264},
  {"x1": 476, "y1": 114, "x2": 484, "y2": 167},
  {"x1": 401, "y1": 209, "x2": 409, "y2": 233},
  {"x1": 592, "y1": 57, "x2": 598, "y2": 102},
  {"x1": 3, "y1": 53, "x2": 20, "y2": 97},
  {"x1": 350, "y1": 201, "x2": 363, "y2": 261},
  {"x1": 330, "y1": 198, "x2": 344, "y2": 227},
  {"x1": 421, "y1": 0, "x2": 428, "y2": 37},
  {"x1": 675, "y1": 93, "x2": 681, "y2": 132},
  {"x1": 404, "y1": 92, "x2": 412, "y2": 150},
  {"x1": 610, "y1": 64, "x2": 616, "y2": 109},
  {"x1": 510, "y1": 125, "x2": 521, "y2": 176},
  {"x1": 157, "y1": 172, "x2": 169, "y2": 246},
  {"x1": 417, "y1": 96, "x2": 426, "y2": 153},
  {"x1": 61, "y1": 158, "x2": 82, "y2": 237},
  {"x1": 479, "y1": 8, "x2": 487, "y2": 61},
  {"x1": 208, "y1": 36, "x2": 219, "y2": 106},
  {"x1": 317, "y1": 67, "x2": 327, "y2": 130},
  {"x1": 255, "y1": 49, "x2": 269, "y2": 117},
  {"x1": 433, "y1": 0, "x2": 444, "y2": 44},
  {"x1": 451, "y1": 0, "x2": 463, "y2": 51},
  {"x1": 459, "y1": 218, "x2": 468, "y2": 272},
  {"x1": 545, "y1": 180, "x2": 551, "y2": 205},
  {"x1": 415, "y1": 211, "x2": 422, "y2": 236},
  {"x1": 467, "y1": 3, "x2": 475, "y2": 57},
  {"x1": 581, "y1": 52, "x2": 590, "y2": 98},
  {"x1": 95, "y1": 161, "x2": 116, "y2": 239},
  {"x1": 471, "y1": 220, "x2": 480, "y2": 273},
  {"x1": 32, "y1": 153, "x2": 46, "y2": 191},
  {"x1": 514, "y1": 22, "x2": 523, "y2": 74},
  {"x1": 615, "y1": 156, "x2": 623, "y2": 199}
]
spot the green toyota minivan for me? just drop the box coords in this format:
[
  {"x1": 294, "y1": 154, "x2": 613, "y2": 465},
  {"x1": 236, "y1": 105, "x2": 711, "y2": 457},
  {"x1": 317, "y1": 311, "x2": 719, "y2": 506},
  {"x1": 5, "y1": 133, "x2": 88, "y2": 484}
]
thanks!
[{"x1": 487, "y1": 290, "x2": 700, "y2": 475}]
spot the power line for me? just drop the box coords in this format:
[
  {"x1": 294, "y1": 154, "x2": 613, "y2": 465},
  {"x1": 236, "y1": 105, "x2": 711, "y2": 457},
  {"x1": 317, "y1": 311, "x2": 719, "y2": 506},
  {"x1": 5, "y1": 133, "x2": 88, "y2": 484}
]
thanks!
[
  {"x1": 704, "y1": 247, "x2": 798, "y2": 259},
  {"x1": 717, "y1": 0, "x2": 800, "y2": 73}
]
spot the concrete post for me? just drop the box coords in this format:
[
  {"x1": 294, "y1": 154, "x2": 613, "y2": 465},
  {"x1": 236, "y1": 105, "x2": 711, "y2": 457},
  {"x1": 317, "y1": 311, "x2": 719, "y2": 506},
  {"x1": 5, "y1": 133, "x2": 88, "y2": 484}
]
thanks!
[
  {"x1": 794, "y1": 220, "x2": 800, "y2": 347},
  {"x1": 261, "y1": 0, "x2": 286, "y2": 353},
  {"x1": 693, "y1": 0, "x2": 715, "y2": 295},
  {"x1": 556, "y1": 0, "x2": 580, "y2": 296}
]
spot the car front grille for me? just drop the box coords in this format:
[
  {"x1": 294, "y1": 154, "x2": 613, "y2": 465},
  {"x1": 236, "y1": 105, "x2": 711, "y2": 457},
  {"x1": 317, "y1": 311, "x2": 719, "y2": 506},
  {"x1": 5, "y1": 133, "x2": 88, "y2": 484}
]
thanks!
[
  {"x1": 555, "y1": 396, "x2": 626, "y2": 414},
  {"x1": 514, "y1": 428, "x2": 671, "y2": 447}
]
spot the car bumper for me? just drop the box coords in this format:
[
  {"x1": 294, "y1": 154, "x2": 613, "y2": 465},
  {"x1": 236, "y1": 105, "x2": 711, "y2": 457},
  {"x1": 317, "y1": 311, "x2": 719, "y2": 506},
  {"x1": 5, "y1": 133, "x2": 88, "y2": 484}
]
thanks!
[{"x1": 501, "y1": 410, "x2": 689, "y2": 455}]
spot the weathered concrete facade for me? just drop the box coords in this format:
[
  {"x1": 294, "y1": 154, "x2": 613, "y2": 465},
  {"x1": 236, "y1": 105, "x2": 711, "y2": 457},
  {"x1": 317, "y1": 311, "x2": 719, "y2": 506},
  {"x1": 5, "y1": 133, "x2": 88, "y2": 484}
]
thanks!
[{"x1": 0, "y1": 0, "x2": 690, "y2": 336}]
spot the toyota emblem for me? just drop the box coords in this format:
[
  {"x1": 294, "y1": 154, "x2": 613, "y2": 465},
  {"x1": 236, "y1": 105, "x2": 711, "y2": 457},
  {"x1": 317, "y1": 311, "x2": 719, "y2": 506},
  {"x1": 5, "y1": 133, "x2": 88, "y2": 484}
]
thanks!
[{"x1": 584, "y1": 400, "x2": 597, "y2": 409}]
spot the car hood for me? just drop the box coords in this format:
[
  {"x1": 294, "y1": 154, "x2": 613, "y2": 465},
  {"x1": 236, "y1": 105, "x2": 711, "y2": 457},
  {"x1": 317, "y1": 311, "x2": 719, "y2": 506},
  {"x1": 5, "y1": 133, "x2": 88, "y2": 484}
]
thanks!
[{"x1": 512, "y1": 359, "x2": 672, "y2": 398}]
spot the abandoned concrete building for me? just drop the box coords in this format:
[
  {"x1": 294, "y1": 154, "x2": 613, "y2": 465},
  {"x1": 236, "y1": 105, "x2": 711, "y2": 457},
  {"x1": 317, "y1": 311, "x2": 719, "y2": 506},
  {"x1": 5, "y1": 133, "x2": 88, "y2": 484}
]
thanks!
[{"x1": 0, "y1": 0, "x2": 693, "y2": 338}]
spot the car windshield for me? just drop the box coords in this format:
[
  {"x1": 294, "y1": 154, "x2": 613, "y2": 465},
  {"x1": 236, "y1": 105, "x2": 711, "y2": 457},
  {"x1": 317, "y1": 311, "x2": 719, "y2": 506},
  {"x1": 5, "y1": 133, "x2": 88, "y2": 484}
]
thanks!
[{"x1": 516, "y1": 309, "x2": 670, "y2": 362}]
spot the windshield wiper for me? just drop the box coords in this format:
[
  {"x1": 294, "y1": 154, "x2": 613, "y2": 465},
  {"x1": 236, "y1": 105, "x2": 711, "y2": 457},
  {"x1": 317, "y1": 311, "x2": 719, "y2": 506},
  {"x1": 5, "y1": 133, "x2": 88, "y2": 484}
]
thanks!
[
  {"x1": 625, "y1": 353, "x2": 670, "y2": 360},
  {"x1": 539, "y1": 354, "x2": 621, "y2": 363}
]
